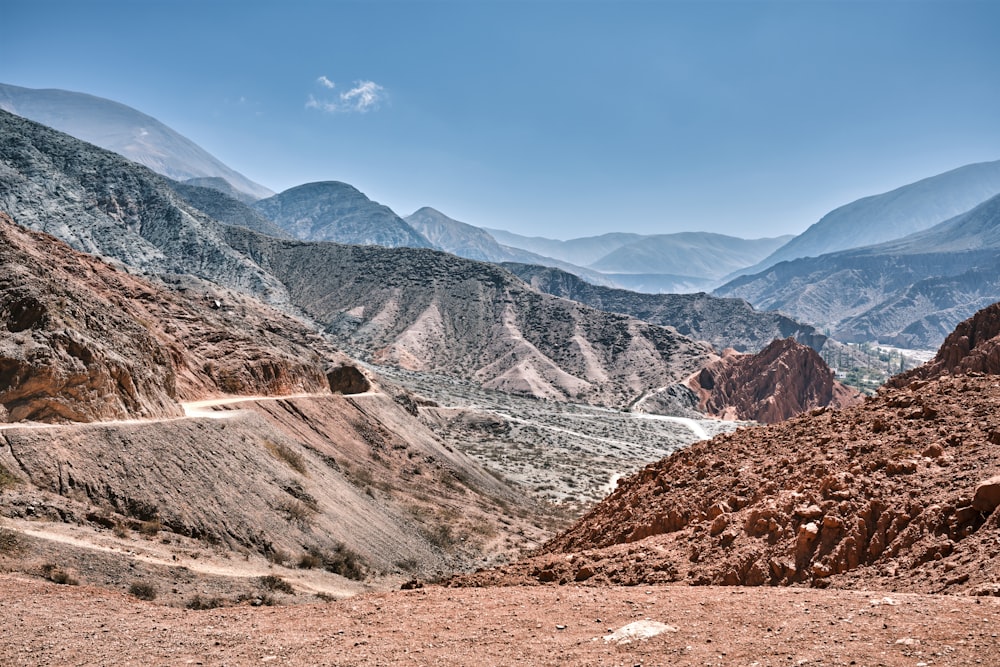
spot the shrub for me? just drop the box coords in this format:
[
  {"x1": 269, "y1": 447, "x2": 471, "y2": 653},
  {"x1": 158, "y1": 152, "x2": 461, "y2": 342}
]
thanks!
[
  {"x1": 128, "y1": 581, "x2": 157, "y2": 601},
  {"x1": 0, "y1": 528, "x2": 23, "y2": 555},
  {"x1": 297, "y1": 553, "x2": 322, "y2": 569},
  {"x1": 264, "y1": 440, "x2": 307, "y2": 474},
  {"x1": 41, "y1": 563, "x2": 78, "y2": 586},
  {"x1": 258, "y1": 575, "x2": 295, "y2": 594},
  {"x1": 321, "y1": 544, "x2": 366, "y2": 581},
  {"x1": 186, "y1": 594, "x2": 225, "y2": 610}
]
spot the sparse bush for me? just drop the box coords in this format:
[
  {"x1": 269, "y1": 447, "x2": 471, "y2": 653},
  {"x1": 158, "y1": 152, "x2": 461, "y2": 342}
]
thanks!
[
  {"x1": 128, "y1": 581, "x2": 157, "y2": 601},
  {"x1": 138, "y1": 520, "x2": 161, "y2": 537},
  {"x1": 237, "y1": 592, "x2": 276, "y2": 606},
  {"x1": 277, "y1": 499, "x2": 317, "y2": 527},
  {"x1": 186, "y1": 594, "x2": 225, "y2": 610},
  {"x1": 319, "y1": 544, "x2": 366, "y2": 581},
  {"x1": 0, "y1": 528, "x2": 24, "y2": 555},
  {"x1": 0, "y1": 464, "x2": 19, "y2": 490},
  {"x1": 297, "y1": 553, "x2": 322, "y2": 569},
  {"x1": 258, "y1": 575, "x2": 295, "y2": 594},
  {"x1": 41, "y1": 563, "x2": 78, "y2": 586},
  {"x1": 267, "y1": 547, "x2": 291, "y2": 566},
  {"x1": 113, "y1": 523, "x2": 129, "y2": 539},
  {"x1": 264, "y1": 440, "x2": 307, "y2": 474},
  {"x1": 314, "y1": 592, "x2": 336, "y2": 602}
]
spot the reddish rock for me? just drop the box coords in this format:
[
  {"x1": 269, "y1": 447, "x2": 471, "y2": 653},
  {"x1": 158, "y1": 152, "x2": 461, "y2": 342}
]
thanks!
[
  {"x1": 972, "y1": 476, "x2": 1000, "y2": 513},
  {"x1": 687, "y1": 338, "x2": 861, "y2": 424}
]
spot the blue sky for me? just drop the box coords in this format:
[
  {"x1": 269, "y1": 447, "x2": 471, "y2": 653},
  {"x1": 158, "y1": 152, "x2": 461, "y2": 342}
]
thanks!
[{"x1": 5, "y1": 0, "x2": 1000, "y2": 239}]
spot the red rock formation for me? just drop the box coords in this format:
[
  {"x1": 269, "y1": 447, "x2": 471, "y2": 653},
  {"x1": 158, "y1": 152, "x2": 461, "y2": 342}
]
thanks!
[
  {"x1": 453, "y1": 373, "x2": 1000, "y2": 595},
  {"x1": 0, "y1": 214, "x2": 347, "y2": 422},
  {"x1": 888, "y1": 301, "x2": 1000, "y2": 387},
  {"x1": 687, "y1": 338, "x2": 860, "y2": 424}
]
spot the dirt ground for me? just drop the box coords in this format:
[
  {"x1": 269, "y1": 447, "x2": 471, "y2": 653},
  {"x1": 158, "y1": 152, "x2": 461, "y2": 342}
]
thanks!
[{"x1": 2, "y1": 574, "x2": 998, "y2": 666}]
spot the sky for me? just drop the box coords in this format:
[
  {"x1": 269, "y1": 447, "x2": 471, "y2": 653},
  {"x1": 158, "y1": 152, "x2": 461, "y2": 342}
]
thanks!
[{"x1": 5, "y1": 0, "x2": 1000, "y2": 240}]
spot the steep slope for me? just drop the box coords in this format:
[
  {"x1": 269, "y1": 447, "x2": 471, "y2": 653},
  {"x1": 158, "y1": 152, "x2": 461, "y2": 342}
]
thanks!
[
  {"x1": 686, "y1": 338, "x2": 860, "y2": 424},
  {"x1": 0, "y1": 83, "x2": 272, "y2": 200},
  {"x1": 222, "y1": 227, "x2": 713, "y2": 408},
  {"x1": 169, "y1": 179, "x2": 290, "y2": 238},
  {"x1": 0, "y1": 213, "x2": 345, "y2": 422},
  {"x1": 739, "y1": 159, "x2": 1000, "y2": 276},
  {"x1": 716, "y1": 193, "x2": 1000, "y2": 348},
  {"x1": 0, "y1": 213, "x2": 180, "y2": 422},
  {"x1": 0, "y1": 212, "x2": 545, "y2": 590},
  {"x1": 504, "y1": 262, "x2": 825, "y2": 353},
  {"x1": 253, "y1": 182, "x2": 432, "y2": 248},
  {"x1": 0, "y1": 109, "x2": 287, "y2": 301},
  {"x1": 887, "y1": 300, "x2": 1000, "y2": 386},
  {"x1": 459, "y1": 369, "x2": 1000, "y2": 595},
  {"x1": 589, "y1": 232, "x2": 791, "y2": 280},
  {"x1": 405, "y1": 207, "x2": 615, "y2": 286}
]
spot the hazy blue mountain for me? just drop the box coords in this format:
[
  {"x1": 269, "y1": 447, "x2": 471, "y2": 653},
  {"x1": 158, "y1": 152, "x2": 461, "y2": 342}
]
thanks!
[
  {"x1": 0, "y1": 109, "x2": 286, "y2": 300},
  {"x1": 183, "y1": 176, "x2": 259, "y2": 205},
  {"x1": 253, "y1": 182, "x2": 433, "y2": 248},
  {"x1": 484, "y1": 228, "x2": 644, "y2": 266},
  {"x1": 169, "y1": 180, "x2": 290, "y2": 239},
  {"x1": 716, "y1": 193, "x2": 1000, "y2": 348},
  {"x1": 503, "y1": 262, "x2": 825, "y2": 354},
  {"x1": 734, "y1": 160, "x2": 1000, "y2": 278},
  {"x1": 405, "y1": 207, "x2": 618, "y2": 286},
  {"x1": 0, "y1": 82, "x2": 273, "y2": 201},
  {"x1": 589, "y1": 232, "x2": 792, "y2": 279}
]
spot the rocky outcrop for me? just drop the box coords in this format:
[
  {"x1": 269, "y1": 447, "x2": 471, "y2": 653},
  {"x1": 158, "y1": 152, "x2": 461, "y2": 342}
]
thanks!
[
  {"x1": 253, "y1": 182, "x2": 433, "y2": 248},
  {"x1": 455, "y1": 372, "x2": 1000, "y2": 595},
  {"x1": 0, "y1": 214, "x2": 180, "y2": 422},
  {"x1": 687, "y1": 338, "x2": 860, "y2": 424},
  {"x1": 326, "y1": 364, "x2": 371, "y2": 394},
  {"x1": 504, "y1": 262, "x2": 825, "y2": 354},
  {"x1": 887, "y1": 300, "x2": 1000, "y2": 387},
  {"x1": 0, "y1": 214, "x2": 349, "y2": 422}
]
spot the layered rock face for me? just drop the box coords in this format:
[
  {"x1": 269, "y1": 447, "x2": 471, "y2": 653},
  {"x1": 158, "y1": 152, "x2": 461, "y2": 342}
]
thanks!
[
  {"x1": 0, "y1": 214, "x2": 180, "y2": 422},
  {"x1": 0, "y1": 215, "x2": 347, "y2": 422},
  {"x1": 887, "y1": 300, "x2": 1000, "y2": 386},
  {"x1": 687, "y1": 338, "x2": 860, "y2": 424}
]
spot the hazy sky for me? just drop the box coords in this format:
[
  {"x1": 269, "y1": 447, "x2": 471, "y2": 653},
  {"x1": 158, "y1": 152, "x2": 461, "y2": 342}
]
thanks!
[{"x1": 5, "y1": 0, "x2": 1000, "y2": 239}]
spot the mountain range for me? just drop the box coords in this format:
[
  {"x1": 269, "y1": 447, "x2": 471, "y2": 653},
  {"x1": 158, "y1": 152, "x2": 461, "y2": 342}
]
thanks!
[
  {"x1": 0, "y1": 82, "x2": 273, "y2": 201},
  {"x1": 717, "y1": 193, "x2": 1000, "y2": 348}
]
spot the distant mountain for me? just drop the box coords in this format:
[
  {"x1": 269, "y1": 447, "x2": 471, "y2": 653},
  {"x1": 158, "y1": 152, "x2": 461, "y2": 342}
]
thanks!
[
  {"x1": 487, "y1": 227, "x2": 791, "y2": 292},
  {"x1": 223, "y1": 227, "x2": 714, "y2": 408},
  {"x1": 484, "y1": 229, "x2": 644, "y2": 266},
  {"x1": 588, "y1": 232, "x2": 792, "y2": 279},
  {"x1": 0, "y1": 109, "x2": 286, "y2": 300},
  {"x1": 735, "y1": 160, "x2": 1000, "y2": 277},
  {"x1": 169, "y1": 180, "x2": 290, "y2": 239},
  {"x1": 182, "y1": 176, "x2": 259, "y2": 205},
  {"x1": 503, "y1": 262, "x2": 825, "y2": 353},
  {"x1": 716, "y1": 193, "x2": 1000, "y2": 348},
  {"x1": 254, "y1": 182, "x2": 433, "y2": 248},
  {"x1": 406, "y1": 207, "x2": 618, "y2": 286},
  {"x1": 0, "y1": 82, "x2": 273, "y2": 201}
]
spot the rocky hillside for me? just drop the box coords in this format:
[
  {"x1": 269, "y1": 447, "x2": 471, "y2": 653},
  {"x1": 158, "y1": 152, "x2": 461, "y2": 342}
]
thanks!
[
  {"x1": 253, "y1": 182, "x2": 432, "y2": 248},
  {"x1": 687, "y1": 338, "x2": 860, "y2": 424},
  {"x1": 456, "y1": 303, "x2": 1000, "y2": 595},
  {"x1": 0, "y1": 83, "x2": 273, "y2": 201},
  {"x1": 0, "y1": 109, "x2": 287, "y2": 301},
  {"x1": 0, "y1": 213, "x2": 343, "y2": 422},
  {"x1": 169, "y1": 179, "x2": 290, "y2": 238},
  {"x1": 222, "y1": 227, "x2": 713, "y2": 408},
  {"x1": 505, "y1": 262, "x2": 825, "y2": 353},
  {"x1": 736, "y1": 159, "x2": 1000, "y2": 277},
  {"x1": 716, "y1": 193, "x2": 1000, "y2": 348},
  {"x1": 887, "y1": 300, "x2": 1000, "y2": 386}
]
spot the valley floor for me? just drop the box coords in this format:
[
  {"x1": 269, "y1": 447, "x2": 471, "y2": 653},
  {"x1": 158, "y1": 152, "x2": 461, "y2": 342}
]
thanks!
[{"x1": 2, "y1": 574, "x2": 997, "y2": 666}]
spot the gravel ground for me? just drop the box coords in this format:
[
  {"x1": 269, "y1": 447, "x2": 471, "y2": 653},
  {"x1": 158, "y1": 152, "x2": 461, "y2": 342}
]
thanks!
[{"x1": 2, "y1": 574, "x2": 998, "y2": 666}]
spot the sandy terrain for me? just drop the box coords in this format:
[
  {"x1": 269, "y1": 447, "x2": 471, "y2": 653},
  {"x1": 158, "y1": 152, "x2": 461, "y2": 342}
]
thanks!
[{"x1": 2, "y1": 574, "x2": 998, "y2": 666}]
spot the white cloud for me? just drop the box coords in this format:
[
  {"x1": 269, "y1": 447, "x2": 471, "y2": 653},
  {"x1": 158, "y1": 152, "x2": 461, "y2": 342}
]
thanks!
[
  {"x1": 306, "y1": 79, "x2": 386, "y2": 114},
  {"x1": 339, "y1": 80, "x2": 385, "y2": 112}
]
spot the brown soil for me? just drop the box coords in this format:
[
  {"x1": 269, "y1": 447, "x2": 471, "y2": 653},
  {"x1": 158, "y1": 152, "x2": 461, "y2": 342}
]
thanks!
[{"x1": 2, "y1": 574, "x2": 997, "y2": 666}]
